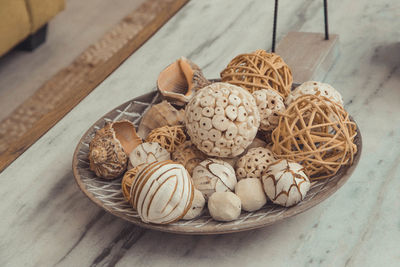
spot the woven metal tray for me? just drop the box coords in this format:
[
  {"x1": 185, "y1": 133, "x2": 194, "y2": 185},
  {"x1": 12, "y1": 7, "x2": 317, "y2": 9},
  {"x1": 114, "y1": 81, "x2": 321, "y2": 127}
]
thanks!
[{"x1": 72, "y1": 90, "x2": 362, "y2": 234}]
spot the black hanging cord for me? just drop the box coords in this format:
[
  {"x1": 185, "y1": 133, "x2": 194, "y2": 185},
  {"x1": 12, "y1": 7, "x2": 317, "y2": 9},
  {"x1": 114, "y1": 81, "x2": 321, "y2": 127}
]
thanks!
[
  {"x1": 323, "y1": 0, "x2": 329, "y2": 40},
  {"x1": 271, "y1": 0, "x2": 278, "y2": 52},
  {"x1": 271, "y1": 0, "x2": 330, "y2": 51}
]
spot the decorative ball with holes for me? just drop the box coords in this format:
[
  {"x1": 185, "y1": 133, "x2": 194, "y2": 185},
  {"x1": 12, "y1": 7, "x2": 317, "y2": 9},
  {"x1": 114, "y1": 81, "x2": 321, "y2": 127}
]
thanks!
[
  {"x1": 252, "y1": 89, "x2": 286, "y2": 131},
  {"x1": 235, "y1": 147, "x2": 277, "y2": 180},
  {"x1": 185, "y1": 82, "x2": 260, "y2": 157},
  {"x1": 285, "y1": 81, "x2": 343, "y2": 107}
]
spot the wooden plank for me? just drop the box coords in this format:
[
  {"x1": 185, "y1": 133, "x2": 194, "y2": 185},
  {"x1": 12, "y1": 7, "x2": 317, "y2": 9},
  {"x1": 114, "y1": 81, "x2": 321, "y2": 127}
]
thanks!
[
  {"x1": 0, "y1": 0, "x2": 188, "y2": 173},
  {"x1": 276, "y1": 32, "x2": 340, "y2": 84}
]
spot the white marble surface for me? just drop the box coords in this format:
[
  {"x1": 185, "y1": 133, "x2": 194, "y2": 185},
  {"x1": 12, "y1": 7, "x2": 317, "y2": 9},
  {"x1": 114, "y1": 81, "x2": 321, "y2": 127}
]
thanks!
[{"x1": 1, "y1": 0, "x2": 400, "y2": 266}]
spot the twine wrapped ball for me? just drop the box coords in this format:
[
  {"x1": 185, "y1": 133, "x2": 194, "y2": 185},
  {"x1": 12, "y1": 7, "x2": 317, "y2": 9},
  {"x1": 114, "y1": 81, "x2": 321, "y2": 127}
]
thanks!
[
  {"x1": 145, "y1": 125, "x2": 186, "y2": 153},
  {"x1": 271, "y1": 95, "x2": 357, "y2": 179},
  {"x1": 220, "y1": 49, "x2": 293, "y2": 97}
]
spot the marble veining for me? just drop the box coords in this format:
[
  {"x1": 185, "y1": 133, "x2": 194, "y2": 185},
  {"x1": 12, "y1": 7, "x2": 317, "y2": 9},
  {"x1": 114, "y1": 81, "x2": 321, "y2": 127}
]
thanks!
[{"x1": 0, "y1": 0, "x2": 399, "y2": 266}]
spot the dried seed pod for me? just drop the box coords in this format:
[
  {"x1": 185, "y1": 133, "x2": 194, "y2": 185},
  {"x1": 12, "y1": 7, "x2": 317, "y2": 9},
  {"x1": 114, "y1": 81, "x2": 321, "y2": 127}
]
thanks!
[
  {"x1": 157, "y1": 57, "x2": 211, "y2": 106},
  {"x1": 208, "y1": 192, "x2": 241, "y2": 222},
  {"x1": 89, "y1": 120, "x2": 142, "y2": 179},
  {"x1": 262, "y1": 159, "x2": 310, "y2": 207},
  {"x1": 185, "y1": 82, "x2": 260, "y2": 157},
  {"x1": 145, "y1": 125, "x2": 186, "y2": 153},
  {"x1": 137, "y1": 101, "x2": 185, "y2": 138},
  {"x1": 252, "y1": 89, "x2": 286, "y2": 131},
  {"x1": 129, "y1": 142, "x2": 170, "y2": 168},
  {"x1": 192, "y1": 158, "x2": 237, "y2": 200},
  {"x1": 286, "y1": 81, "x2": 343, "y2": 107},
  {"x1": 130, "y1": 160, "x2": 194, "y2": 224},
  {"x1": 171, "y1": 141, "x2": 207, "y2": 175},
  {"x1": 235, "y1": 147, "x2": 276, "y2": 180}
]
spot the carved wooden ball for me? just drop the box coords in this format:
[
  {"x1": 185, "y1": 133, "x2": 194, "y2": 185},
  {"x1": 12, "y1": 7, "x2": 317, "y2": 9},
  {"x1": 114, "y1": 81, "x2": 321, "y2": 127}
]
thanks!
[
  {"x1": 271, "y1": 95, "x2": 358, "y2": 179},
  {"x1": 220, "y1": 49, "x2": 293, "y2": 97}
]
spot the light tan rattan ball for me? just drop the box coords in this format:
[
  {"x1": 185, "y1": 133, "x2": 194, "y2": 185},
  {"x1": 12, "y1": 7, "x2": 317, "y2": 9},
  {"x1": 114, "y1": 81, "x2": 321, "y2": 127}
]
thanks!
[
  {"x1": 220, "y1": 49, "x2": 292, "y2": 97},
  {"x1": 121, "y1": 165, "x2": 143, "y2": 202},
  {"x1": 145, "y1": 125, "x2": 186, "y2": 153},
  {"x1": 271, "y1": 95, "x2": 357, "y2": 179}
]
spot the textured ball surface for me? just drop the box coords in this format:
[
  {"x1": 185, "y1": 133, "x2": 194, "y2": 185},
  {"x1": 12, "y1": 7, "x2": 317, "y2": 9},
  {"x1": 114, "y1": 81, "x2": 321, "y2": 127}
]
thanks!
[
  {"x1": 272, "y1": 95, "x2": 357, "y2": 179},
  {"x1": 192, "y1": 158, "x2": 237, "y2": 200},
  {"x1": 185, "y1": 82, "x2": 260, "y2": 157},
  {"x1": 286, "y1": 81, "x2": 343, "y2": 107},
  {"x1": 220, "y1": 49, "x2": 293, "y2": 97},
  {"x1": 130, "y1": 160, "x2": 194, "y2": 224},
  {"x1": 235, "y1": 147, "x2": 276, "y2": 180},
  {"x1": 262, "y1": 159, "x2": 310, "y2": 207},
  {"x1": 253, "y1": 89, "x2": 286, "y2": 131},
  {"x1": 171, "y1": 141, "x2": 206, "y2": 176}
]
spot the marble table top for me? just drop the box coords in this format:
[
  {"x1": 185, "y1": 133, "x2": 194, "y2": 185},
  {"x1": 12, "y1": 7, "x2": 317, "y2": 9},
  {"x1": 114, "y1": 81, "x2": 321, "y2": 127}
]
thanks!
[{"x1": 1, "y1": 0, "x2": 399, "y2": 266}]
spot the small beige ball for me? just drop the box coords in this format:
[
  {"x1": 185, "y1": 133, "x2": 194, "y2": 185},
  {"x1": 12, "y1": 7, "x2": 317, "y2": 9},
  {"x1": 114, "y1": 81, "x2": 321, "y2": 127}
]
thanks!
[
  {"x1": 208, "y1": 192, "x2": 241, "y2": 222},
  {"x1": 235, "y1": 178, "x2": 267, "y2": 212},
  {"x1": 183, "y1": 189, "x2": 205, "y2": 220}
]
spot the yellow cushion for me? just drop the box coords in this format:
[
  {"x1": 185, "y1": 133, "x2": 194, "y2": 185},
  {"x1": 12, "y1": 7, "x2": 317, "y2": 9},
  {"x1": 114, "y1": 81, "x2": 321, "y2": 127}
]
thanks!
[
  {"x1": 0, "y1": 0, "x2": 31, "y2": 56},
  {"x1": 25, "y1": 0, "x2": 65, "y2": 33}
]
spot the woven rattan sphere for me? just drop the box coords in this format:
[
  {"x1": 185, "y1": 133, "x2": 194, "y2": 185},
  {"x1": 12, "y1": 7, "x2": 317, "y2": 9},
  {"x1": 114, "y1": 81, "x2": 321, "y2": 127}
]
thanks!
[
  {"x1": 271, "y1": 95, "x2": 357, "y2": 179},
  {"x1": 145, "y1": 125, "x2": 186, "y2": 153},
  {"x1": 220, "y1": 49, "x2": 293, "y2": 97}
]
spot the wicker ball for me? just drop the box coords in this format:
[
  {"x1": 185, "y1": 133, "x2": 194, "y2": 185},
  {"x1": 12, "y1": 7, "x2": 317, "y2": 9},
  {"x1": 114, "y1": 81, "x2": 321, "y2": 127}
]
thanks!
[
  {"x1": 220, "y1": 49, "x2": 293, "y2": 97},
  {"x1": 145, "y1": 125, "x2": 186, "y2": 153},
  {"x1": 271, "y1": 95, "x2": 357, "y2": 179},
  {"x1": 121, "y1": 165, "x2": 144, "y2": 202}
]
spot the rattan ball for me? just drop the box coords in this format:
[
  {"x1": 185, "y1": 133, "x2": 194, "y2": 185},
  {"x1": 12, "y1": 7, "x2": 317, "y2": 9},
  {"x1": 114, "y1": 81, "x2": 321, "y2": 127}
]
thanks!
[
  {"x1": 271, "y1": 95, "x2": 357, "y2": 179},
  {"x1": 220, "y1": 49, "x2": 293, "y2": 97},
  {"x1": 145, "y1": 125, "x2": 186, "y2": 153},
  {"x1": 121, "y1": 164, "x2": 144, "y2": 202}
]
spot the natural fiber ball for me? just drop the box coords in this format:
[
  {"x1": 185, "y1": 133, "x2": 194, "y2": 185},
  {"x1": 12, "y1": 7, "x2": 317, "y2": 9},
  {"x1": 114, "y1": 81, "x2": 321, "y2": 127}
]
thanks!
[
  {"x1": 262, "y1": 159, "x2": 310, "y2": 207},
  {"x1": 208, "y1": 192, "x2": 241, "y2": 222},
  {"x1": 220, "y1": 49, "x2": 293, "y2": 97},
  {"x1": 121, "y1": 164, "x2": 144, "y2": 202},
  {"x1": 129, "y1": 142, "x2": 170, "y2": 168},
  {"x1": 235, "y1": 147, "x2": 276, "y2": 180},
  {"x1": 130, "y1": 160, "x2": 194, "y2": 224},
  {"x1": 235, "y1": 178, "x2": 267, "y2": 212},
  {"x1": 286, "y1": 81, "x2": 344, "y2": 107},
  {"x1": 253, "y1": 89, "x2": 286, "y2": 131},
  {"x1": 171, "y1": 141, "x2": 207, "y2": 176},
  {"x1": 145, "y1": 125, "x2": 186, "y2": 153},
  {"x1": 192, "y1": 158, "x2": 237, "y2": 200},
  {"x1": 185, "y1": 82, "x2": 260, "y2": 157},
  {"x1": 271, "y1": 95, "x2": 358, "y2": 179}
]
